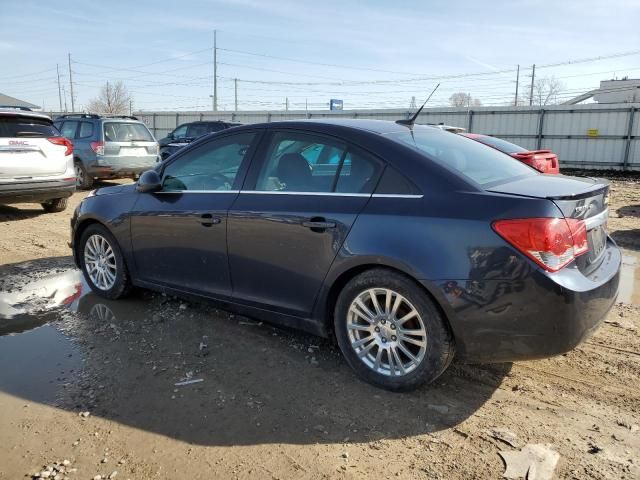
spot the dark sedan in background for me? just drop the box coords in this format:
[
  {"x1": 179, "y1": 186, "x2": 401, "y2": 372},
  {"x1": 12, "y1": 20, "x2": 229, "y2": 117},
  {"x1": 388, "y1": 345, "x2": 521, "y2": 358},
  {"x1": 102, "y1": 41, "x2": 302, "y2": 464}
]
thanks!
[
  {"x1": 158, "y1": 120, "x2": 241, "y2": 161},
  {"x1": 70, "y1": 120, "x2": 620, "y2": 391}
]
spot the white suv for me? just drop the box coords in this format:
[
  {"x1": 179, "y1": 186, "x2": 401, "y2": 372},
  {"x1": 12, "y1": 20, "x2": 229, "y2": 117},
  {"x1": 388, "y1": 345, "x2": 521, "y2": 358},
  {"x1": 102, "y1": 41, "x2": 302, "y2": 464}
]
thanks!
[{"x1": 0, "y1": 108, "x2": 75, "y2": 212}]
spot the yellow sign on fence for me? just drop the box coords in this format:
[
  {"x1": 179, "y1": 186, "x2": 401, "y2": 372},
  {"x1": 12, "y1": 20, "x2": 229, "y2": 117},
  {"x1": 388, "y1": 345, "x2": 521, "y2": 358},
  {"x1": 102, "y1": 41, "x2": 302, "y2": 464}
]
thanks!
[{"x1": 587, "y1": 128, "x2": 599, "y2": 137}]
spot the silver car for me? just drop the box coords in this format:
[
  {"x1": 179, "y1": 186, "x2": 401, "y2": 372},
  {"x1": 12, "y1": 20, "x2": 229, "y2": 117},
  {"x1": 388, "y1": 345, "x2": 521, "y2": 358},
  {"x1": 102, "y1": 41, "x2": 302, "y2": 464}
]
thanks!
[
  {"x1": 0, "y1": 108, "x2": 75, "y2": 212},
  {"x1": 53, "y1": 114, "x2": 158, "y2": 189}
]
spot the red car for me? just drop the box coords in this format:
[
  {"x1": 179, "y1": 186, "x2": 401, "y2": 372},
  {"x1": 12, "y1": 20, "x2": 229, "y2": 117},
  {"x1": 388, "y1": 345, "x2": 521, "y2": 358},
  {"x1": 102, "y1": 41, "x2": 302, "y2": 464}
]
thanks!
[{"x1": 459, "y1": 133, "x2": 560, "y2": 174}]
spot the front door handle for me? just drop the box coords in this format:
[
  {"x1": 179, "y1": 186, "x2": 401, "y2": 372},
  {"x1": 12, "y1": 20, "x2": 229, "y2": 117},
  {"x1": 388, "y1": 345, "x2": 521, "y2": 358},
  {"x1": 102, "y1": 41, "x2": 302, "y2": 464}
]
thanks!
[
  {"x1": 199, "y1": 213, "x2": 221, "y2": 227},
  {"x1": 302, "y1": 218, "x2": 336, "y2": 232}
]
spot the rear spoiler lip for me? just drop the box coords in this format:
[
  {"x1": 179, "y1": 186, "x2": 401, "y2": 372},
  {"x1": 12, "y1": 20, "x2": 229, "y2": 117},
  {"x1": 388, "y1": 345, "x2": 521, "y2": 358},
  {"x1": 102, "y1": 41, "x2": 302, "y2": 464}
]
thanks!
[{"x1": 544, "y1": 178, "x2": 609, "y2": 201}]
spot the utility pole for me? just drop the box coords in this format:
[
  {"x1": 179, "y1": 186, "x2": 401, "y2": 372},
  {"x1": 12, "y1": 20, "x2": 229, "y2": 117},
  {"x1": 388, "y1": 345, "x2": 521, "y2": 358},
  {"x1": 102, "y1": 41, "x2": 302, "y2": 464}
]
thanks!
[
  {"x1": 212, "y1": 30, "x2": 217, "y2": 112},
  {"x1": 68, "y1": 53, "x2": 75, "y2": 112},
  {"x1": 56, "y1": 64, "x2": 63, "y2": 111},
  {"x1": 129, "y1": 99, "x2": 133, "y2": 115},
  {"x1": 62, "y1": 85, "x2": 68, "y2": 112},
  {"x1": 234, "y1": 78, "x2": 238, "y2": 111},
  {"x1": 514, "y1": 64, "x2": 520, "y2": 106},
  {"x1": 529, "y1": 63, "x2": 536, "y2": 106},
  {"x1": 285, "y1": 97, "x2": 289, "y2": 111}
]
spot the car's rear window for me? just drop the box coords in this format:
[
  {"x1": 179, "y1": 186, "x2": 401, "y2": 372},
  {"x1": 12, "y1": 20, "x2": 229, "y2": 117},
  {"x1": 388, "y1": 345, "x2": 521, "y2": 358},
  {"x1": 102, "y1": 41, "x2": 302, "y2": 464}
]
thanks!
[
  {"x1": 0, "y1": 116, "x2": 58, "y2": 138},
  {"x1": 472, "y1": 135, "x2": 529, "y2": 154},
  {"x1": 387, "y1": 126, "x2": 537, "y2": 187},
  {"x1": 103, "y1": 122, "x2": 154, "y2": 142}
]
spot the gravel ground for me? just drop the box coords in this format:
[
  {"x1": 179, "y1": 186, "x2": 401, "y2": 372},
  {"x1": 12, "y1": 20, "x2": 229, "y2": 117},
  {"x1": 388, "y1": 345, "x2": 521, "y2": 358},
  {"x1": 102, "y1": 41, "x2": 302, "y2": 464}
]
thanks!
[{"x1": 0, "y1": 175, "x2": 638, "y2": 480}]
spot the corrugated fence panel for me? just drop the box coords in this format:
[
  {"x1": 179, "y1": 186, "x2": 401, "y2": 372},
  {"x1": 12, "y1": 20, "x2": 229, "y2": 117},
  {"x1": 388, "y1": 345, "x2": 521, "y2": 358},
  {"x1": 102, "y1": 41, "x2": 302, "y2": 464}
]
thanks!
[
  {"x1": 544, "y1": 110, "x2": 629, "y2": 136},
  {"x1": 626, "y1": 140, "x2": 640, "y2": 170},
  {"x1": 472, "y1": 111, "x2": 539, "y2": 136},
  {"x1": 546, "y1": 138, "x2": 626, "y2": 167}
]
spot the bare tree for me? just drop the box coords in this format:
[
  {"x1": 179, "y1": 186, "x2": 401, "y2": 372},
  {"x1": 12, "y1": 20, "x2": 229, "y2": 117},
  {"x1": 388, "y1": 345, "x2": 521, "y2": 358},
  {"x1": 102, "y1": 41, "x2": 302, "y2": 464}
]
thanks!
[
  {"x1": 449, "y1": 92, "x2": 482, "y2": 107},
  {"x1": 87, "y1": 81, "x2": 131, "y2": 114},
  {"x1": 532, "y1": 76, "x2": 564, "y2": 105}
]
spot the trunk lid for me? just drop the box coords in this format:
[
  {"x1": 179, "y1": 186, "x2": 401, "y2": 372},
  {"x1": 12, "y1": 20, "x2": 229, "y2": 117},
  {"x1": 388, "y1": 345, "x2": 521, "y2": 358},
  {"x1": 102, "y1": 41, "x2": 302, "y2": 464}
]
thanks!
[{"x1": 488, "y1": 174, "x2": 610, "y2": 273}]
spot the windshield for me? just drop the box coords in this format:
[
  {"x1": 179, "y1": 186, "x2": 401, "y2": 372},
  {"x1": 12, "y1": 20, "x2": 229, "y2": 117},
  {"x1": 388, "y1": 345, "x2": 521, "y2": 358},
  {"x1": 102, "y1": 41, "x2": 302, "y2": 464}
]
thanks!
[
  {"x1": 387, "y1": 126, "x2": 537, "y2": 186},
  {"x1": 103, "y1": 122, "x2": 154, "y2": 142},
  {"x1": 473, "y1": 135, "x2": 529, "y2": 154}
]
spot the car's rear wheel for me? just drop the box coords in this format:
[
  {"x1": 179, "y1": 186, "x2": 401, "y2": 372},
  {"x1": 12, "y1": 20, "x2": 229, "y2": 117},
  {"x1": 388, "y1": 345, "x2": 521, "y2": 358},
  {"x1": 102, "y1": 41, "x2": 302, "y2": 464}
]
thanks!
[
  {"x1": 334, "y1": 269, "x2": 454, "y2": 391},
  {"x1": 78, "y1": 224, "x2": 130, "y2": 299},
  {"x1": 41, "y1": 197, "x2": 68, "y2": 213},
  {"x1": 75, "y1": 161, "x2": 94, "y2": 190}
]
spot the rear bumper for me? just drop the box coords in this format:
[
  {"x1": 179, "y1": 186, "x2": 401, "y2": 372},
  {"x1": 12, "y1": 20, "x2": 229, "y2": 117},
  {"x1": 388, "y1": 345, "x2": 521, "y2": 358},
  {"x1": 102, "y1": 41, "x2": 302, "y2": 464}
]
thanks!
[
  {"x1": 88, "y1": 157, "x2": 158, "y2": 178},
  {"x1": 0, "y1": 179, "x2": 75, "y2": 204},
  {"x1": 434, "y1": 239, "x2": 621, "y2": 363}
]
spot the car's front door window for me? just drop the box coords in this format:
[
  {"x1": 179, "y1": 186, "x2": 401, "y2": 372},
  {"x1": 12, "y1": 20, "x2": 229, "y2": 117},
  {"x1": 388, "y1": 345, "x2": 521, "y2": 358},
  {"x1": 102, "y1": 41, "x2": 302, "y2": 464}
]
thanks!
[
  {"x1": 162, "y1": 132, "x2": 255, "y2": 191},
  {"x1": 172, "y1": 124, "x2": 188, "y2": 139}
]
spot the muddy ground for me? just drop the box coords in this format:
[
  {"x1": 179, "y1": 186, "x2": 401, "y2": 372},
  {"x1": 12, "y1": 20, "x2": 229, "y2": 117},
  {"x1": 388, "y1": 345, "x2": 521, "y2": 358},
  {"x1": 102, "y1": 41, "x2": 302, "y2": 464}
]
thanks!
[{"x1": 0, "y1": 175, "x2": 638, "y2": 480}]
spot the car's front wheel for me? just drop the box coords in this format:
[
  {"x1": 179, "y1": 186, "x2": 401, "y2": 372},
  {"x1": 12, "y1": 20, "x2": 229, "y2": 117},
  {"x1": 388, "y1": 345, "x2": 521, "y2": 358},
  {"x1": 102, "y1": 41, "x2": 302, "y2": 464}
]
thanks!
[
  {"x1": 334, "y1": 269, "x2": 454, "y2": 391},
  {"x1": 41, "y1": 197, "x2": 68, "y2": 213},
  {"x1": 78, "y1": 224, "x2": 131, "y2": 299}
]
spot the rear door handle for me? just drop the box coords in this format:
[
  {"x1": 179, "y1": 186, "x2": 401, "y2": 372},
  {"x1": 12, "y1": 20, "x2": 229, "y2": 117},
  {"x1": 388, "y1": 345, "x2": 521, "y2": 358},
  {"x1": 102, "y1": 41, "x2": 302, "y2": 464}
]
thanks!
[
  {"x1": 199, "y1": 213, "x2": 221, "y2": 227},
  {"x1": 302, "y1": 218, "x2": 336, "y2": 231}
]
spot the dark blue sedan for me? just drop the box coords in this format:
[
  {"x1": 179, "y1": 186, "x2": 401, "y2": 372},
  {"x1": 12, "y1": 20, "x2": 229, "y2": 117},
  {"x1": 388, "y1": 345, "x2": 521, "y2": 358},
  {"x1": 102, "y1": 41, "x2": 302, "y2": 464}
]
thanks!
[{"x1": 70, "y1": 119, "x2": 620, "y2": 391}]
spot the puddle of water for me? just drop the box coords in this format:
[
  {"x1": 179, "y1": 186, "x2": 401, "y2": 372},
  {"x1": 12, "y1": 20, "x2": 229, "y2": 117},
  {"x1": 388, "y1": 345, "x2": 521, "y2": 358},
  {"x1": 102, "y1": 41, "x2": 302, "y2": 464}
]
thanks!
[
  {"x1": 0, "y1": 324, "x2": 81, "y2": 403},
  {"x1": 619, "y1": 249, "x2": 640, "y2": 306}
]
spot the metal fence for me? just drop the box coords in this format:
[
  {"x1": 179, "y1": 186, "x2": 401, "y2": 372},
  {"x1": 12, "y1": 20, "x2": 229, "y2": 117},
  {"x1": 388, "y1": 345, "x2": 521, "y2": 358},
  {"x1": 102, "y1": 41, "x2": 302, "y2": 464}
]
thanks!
[{"x1": 50, "y1": 103, "x2": 640, "y2": 170}]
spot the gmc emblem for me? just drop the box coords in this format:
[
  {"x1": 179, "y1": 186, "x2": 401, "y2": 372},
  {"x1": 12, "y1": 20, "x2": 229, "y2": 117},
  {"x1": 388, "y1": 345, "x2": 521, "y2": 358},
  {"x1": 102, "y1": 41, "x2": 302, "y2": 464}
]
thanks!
[{"x1": 8, "y1": 140, "x2": 28, "y2": 146}]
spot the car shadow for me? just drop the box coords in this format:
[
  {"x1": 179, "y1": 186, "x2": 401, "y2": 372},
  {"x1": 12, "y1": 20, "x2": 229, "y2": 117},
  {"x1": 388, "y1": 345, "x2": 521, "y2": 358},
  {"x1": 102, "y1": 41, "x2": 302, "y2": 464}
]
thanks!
[
  {"x1": 0, "y1": 256, "x2": 511, "y2": 447},
  {"x1": 611, "y1": 229, "x2": 640, "y2": 252},
  {"x1": 0, "y1": 203, "x2": 47, "y2": 221}
]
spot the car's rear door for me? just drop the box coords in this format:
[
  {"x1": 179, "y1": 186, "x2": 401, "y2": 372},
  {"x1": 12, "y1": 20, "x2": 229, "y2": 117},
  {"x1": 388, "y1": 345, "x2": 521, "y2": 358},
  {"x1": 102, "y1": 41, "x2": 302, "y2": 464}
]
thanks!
[
  {"x1": 130, "y1": 130, "x2": 259, "y2": 297},
  {"x1": 0, "y1": 114, "x2": 68, "y2": 179},
  {"x1": 227, "y1": 129, "x2": 383, "y2": 317}
]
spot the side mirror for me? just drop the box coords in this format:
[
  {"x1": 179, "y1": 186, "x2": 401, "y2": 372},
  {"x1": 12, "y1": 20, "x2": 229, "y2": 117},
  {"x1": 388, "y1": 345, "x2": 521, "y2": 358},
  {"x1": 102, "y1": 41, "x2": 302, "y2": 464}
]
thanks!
[
  {"x1": 167, "y1": 132, "x2": 174, "y2": 139},
  {"x1": 136, "y1": 170, "x2": 162, "y2": 193}
]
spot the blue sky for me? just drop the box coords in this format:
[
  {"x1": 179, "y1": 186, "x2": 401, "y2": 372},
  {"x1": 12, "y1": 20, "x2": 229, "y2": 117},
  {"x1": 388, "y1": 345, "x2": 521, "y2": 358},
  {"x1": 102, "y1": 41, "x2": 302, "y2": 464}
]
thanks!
[{"x1": 1, "y1": 0, "x2": 639, "y2": 111}]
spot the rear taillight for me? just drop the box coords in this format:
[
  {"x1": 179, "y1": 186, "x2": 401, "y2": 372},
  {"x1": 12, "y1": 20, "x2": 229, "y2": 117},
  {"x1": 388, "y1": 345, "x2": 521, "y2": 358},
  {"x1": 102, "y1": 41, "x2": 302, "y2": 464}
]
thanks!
[
  {"x1": 47, "y1": 136, "x2": 73, "y2": 156},
  {"x1": 493, "y1": 217, "x2": 589, "y2": 272},
  {"x1": 90, "y1": 141, "x2": 104, "y2": 155}
]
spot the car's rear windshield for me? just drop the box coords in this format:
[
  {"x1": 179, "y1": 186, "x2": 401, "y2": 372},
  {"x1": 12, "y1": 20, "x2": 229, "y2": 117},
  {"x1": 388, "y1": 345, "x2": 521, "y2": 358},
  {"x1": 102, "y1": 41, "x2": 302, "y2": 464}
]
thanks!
[
  {"x1": 472, "y1": 135, "x2": 529, "y2": 154},
  {"x1": 386, "y1": 126, "x2": 537, "y2": 187},
  {"x1": 103, "y1": 122, "x2": 154, "y2": 142},
  {"x1": 0, "y1": 116, "x2": 58, "y2": 138}
]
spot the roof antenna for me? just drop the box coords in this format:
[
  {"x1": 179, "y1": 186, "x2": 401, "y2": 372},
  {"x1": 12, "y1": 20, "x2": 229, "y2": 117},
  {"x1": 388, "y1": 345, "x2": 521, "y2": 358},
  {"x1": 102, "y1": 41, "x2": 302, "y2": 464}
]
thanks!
[{"x1": 396, "y1": 83, "x2": 440, "y2": 127}]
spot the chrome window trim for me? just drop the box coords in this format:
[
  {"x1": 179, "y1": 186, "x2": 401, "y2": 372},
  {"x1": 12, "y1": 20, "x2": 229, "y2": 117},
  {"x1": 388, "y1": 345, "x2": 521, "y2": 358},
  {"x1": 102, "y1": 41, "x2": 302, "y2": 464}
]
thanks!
[
  {"x1": 240, "y1": 190, "x2": 371, "y2": 197},
  {"x1": 584, "y1": 209, "x2": 609, "y2": 230},
  {"x1": 371, "y1": 193, "x2": 424, "y2": 199},
  {"x1": 153, "y1": 190, "x2": 423, "y2": 199},
  {"x1": 156, "y1": 190, "x2": 240, "y2": 194}
]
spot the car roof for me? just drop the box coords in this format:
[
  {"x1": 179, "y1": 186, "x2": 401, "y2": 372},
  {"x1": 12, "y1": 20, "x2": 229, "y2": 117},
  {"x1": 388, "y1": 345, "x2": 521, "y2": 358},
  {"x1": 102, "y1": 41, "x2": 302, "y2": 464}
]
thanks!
[
  {"x1": 247, "y1": 118, "x2": 414, "y2": 135},
  {"x1": 0, "y1": 108, "x2": 52, "y2": 122}
]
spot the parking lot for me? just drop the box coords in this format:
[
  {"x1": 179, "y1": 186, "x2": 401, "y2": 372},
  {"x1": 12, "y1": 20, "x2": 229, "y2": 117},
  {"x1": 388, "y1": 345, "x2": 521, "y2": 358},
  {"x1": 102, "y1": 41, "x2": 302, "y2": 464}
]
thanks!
[{"x1": 0, "y1": 175, "x2": 637, "y2": 479}]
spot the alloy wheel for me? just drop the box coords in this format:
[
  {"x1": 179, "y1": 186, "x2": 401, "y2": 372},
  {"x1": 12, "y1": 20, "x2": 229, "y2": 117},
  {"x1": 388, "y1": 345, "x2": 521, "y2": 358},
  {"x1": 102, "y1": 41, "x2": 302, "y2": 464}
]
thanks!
[
  {"x1": 75, "y1": 164, "x2": 84, "y2": 188},
  {"x1": 84, "y1": 234, "x2": 117, "y2": 290},
  {"x1": 347, "y1": 288, "x2": 428, "y2": 376}
]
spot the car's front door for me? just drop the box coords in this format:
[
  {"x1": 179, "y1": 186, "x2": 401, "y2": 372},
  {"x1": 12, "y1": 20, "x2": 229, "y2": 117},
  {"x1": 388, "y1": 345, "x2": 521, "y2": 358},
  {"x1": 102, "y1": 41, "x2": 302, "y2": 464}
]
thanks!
[
  {"x1": 130, "y1": 131, "x2": 259, "y2": 297},
  {"x1": 228, "y1": 130, "x2": 383, "y2": 316}
]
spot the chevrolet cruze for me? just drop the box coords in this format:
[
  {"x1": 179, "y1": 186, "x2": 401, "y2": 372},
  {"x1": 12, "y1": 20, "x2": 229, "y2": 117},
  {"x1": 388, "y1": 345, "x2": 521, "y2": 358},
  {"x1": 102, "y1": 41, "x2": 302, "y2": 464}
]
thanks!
[{"x1": 70, "y1": 119, "x2": 620, "y2": 391}]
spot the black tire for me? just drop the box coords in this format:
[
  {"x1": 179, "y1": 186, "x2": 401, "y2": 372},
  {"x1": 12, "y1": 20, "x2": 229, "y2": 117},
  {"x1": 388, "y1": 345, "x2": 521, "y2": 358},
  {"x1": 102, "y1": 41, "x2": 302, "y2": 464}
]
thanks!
[
  {"x1": 334, "y1": 268, "x2": 454, "y2": 391},
  {"x1": 41, "y1": 197, "x2": 68, "y2": 213},
  {"x1": 75, "y1": 161, "x2": 94, "y2": 190},
  {"x1": 77, "y1": 224, "x2": 131, "y2": 300}
]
